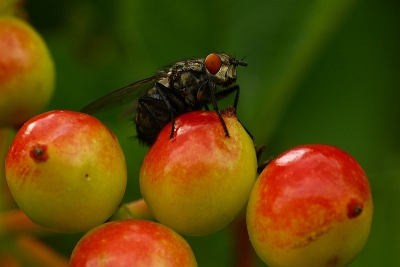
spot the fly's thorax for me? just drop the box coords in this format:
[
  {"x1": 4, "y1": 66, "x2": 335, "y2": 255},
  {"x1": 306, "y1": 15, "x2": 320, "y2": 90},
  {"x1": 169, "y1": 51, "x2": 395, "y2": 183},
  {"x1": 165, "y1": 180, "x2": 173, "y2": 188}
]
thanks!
[
  {"x1": 165, "y1": 64, "x2": 208, "y2": 106},
  {"x1": 170, "y1": 58, "x2": 204, "y2": 74}
]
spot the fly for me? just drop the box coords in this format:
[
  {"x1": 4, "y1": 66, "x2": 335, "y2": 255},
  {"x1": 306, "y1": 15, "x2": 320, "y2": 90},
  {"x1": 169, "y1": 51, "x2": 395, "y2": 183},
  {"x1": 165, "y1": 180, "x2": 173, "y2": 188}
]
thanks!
[{"x1": 81, "y1": 53, "x2": 248, "y2": 146}]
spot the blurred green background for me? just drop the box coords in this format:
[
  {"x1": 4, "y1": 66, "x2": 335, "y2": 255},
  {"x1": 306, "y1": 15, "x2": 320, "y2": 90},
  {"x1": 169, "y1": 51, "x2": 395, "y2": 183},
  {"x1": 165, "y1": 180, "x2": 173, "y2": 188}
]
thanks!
[{"x1": 3, "y1": 0, "x2": 400, "y2": 266}]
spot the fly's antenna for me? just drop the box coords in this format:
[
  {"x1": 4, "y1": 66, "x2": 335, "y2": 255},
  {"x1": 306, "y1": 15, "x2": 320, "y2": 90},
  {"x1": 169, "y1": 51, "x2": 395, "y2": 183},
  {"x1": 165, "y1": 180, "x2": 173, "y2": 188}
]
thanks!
[{"x1": 238, "y1": 55, "x2": 247, "y2": 66}]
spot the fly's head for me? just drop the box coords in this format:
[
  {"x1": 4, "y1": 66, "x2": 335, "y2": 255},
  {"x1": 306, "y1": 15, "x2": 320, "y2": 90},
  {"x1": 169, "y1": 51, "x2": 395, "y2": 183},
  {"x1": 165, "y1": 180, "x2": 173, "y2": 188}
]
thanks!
[{"x1": 204, "y1": 53, "x2": 247, "y2": 87}]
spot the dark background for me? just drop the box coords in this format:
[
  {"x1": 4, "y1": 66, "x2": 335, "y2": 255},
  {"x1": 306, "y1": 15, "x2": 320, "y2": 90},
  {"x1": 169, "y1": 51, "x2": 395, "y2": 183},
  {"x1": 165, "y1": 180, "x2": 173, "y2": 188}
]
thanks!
[{"x1": 6, "y1": 0, "x2": 400, "y2": 266}]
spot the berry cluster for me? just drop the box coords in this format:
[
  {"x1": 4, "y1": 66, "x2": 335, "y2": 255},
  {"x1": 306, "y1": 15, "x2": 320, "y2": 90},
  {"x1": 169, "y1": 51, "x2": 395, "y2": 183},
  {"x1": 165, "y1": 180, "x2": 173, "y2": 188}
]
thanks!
[{"x1": 0, "y1": 4, "x2": 373, "y2": 267}]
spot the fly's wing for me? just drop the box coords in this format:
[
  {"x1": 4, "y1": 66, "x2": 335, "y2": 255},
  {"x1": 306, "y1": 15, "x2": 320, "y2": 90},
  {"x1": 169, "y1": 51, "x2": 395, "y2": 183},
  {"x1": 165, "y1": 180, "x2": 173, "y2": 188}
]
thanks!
[{"x1": 80, "y1": 74, "x2": 164, "y2": 116}]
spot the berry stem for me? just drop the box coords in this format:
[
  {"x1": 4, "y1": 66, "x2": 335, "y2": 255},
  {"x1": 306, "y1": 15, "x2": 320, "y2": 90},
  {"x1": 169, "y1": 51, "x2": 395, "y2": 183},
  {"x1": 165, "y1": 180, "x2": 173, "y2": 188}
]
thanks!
[
  {"x1": 108, "y1": 198, "x2": 154, "y2": 221},
  {"x1": 231, "y1": 210, "x2": 257, "y2": 267}
]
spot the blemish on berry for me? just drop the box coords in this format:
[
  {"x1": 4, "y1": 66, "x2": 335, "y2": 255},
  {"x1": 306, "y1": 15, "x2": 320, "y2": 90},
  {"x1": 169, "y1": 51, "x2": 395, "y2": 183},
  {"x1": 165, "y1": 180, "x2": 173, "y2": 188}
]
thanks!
[
  {"x1": 29, "y1": 144, "x2": 49, "y2": 162},
  {"x1": 347, "y1": 198, "x2": 363, "y2": 219},
  {"x1": 326, "y1": 255, "x2": 339, "y2": 267},
  {"x1": 292, "y1": 226, "x2": 332, "y2": 248},
  {"x1": 221, "y1": 106, "x2": 236, "y2": 118}
]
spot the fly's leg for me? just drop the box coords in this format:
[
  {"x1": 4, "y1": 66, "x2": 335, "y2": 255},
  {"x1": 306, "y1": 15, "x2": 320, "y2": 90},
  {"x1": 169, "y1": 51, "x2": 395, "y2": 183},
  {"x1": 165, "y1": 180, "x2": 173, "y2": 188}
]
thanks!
[
  {"x1": 215, "y1": 85, "x2": 240, "y2": 111},
  {"x1": 154, "y1": 82, "x2": 187, "y2": 140},
  {"x1": 236, "y1": 117, "x2": 254, "y2": 140},
  {"x1": 209, "y1": 83, "x2": 230, "y2": 138},
  {"x1": 214, "y1": 85, "x2": 253, "y2": 140}
]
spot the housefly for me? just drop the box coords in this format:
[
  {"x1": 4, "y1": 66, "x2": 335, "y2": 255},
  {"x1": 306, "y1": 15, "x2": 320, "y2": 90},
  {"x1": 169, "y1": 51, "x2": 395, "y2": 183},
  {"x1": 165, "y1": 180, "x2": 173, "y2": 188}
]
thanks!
[{"x1": 81, "y1": 53, "x2": 248, "y2": 146}]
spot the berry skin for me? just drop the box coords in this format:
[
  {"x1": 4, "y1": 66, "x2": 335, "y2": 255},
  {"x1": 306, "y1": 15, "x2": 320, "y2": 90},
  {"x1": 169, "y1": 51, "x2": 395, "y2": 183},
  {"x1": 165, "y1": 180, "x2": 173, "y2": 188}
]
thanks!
[
  {"x1": 5, "y1": 110, "x2": 127, "y2": 233},
  {"x1": 70, "y1": 219, "x2": 198, "y2": 267},
  {"x1": 140, "y1": 110, "x2": 257, "y2": 236},
  {"x1": 247, "y1": 144, "x2": 373, "y2": 267},
  {"x1": 0, "y1": 16, "x2": 55, "y2": 128}
]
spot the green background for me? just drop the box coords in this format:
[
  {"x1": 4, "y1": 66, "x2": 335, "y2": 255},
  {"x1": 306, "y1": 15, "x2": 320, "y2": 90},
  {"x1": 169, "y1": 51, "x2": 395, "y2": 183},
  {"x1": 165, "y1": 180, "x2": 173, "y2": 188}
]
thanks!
[{"x1": 5, "y1": 0, "x2": 400, "y2": 266}]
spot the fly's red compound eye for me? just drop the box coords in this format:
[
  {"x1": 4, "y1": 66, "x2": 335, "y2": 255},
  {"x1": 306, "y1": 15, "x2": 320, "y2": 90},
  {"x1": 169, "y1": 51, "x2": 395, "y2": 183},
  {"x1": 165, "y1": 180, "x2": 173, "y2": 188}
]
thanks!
[{"x1": 205, "y1": 53, "x2": 222, "y2": 75}]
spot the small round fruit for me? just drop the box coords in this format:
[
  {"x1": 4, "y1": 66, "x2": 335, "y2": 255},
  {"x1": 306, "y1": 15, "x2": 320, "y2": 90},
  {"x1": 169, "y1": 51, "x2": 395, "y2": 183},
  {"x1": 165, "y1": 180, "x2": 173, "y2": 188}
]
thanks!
[
  {"x1": 140, "y1": 109, "x2": 257, "y2": 236},
  {"x1": 246, "y1": 144, "x2": 373, "y2": 267},
  {"x1": 5, "y1": 110, "x2": 127, "y2": 233},
  {"x1": 70, "y1": 219, "x2": 198, "y2": 267},
  {"x1": 0, "y1": 16, "x2": 55, "y2": 129}
]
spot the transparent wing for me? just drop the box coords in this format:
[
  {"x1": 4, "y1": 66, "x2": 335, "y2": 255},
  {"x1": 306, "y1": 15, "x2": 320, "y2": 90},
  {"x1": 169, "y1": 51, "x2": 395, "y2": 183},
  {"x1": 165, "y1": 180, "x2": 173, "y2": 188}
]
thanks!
[{"x1": 81, "y1": 75, "x2": 164, "y2": 115}]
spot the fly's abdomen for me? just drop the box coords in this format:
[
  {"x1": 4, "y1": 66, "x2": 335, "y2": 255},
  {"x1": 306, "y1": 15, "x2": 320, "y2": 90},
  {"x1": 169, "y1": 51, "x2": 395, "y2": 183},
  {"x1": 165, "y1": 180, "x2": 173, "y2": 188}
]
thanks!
[{"x1": 135, "y1": 98, "x2": 171, "y2": 146}]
